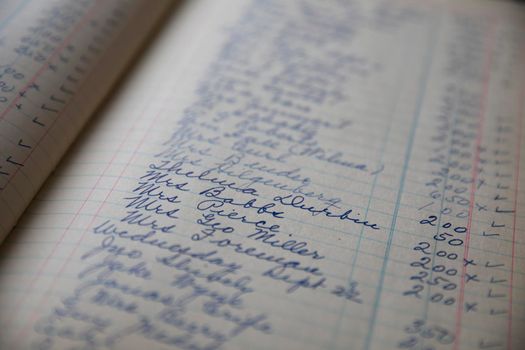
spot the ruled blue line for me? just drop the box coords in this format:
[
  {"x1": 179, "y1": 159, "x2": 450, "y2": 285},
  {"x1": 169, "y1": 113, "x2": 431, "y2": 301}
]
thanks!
[
  {"x1": 363, "y1": 20, "x2": 440, "y2": 350},
  {"x1": 0, "y1": 0, "x2": 32, "y2": 33},
  {"x1": 328, "y1": 38, "x2": 407, "y2": 349}
]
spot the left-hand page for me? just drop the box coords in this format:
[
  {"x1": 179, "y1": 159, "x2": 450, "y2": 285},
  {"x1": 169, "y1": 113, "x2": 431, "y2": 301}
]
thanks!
[{"x1": 0, "y1": 0, "x2": 173, "y2": 241}]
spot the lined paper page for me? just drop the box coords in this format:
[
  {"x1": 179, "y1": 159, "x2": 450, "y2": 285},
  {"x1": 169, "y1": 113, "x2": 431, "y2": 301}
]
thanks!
[
  {"x1": 0, "y1": 0, "x2": 172, "y2": 240},
  {"x1": 0, "y1": 0, "x2": 524, "y2": 349}
]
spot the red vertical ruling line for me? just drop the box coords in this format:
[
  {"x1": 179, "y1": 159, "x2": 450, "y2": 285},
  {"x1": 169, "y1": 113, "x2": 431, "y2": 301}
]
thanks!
[
  {"x1": 0, "y1": 0, "x2": 138, "y2": 199},
  {"x1": 9, "y1": 101, "x2": 143, "y2": 330},
  {"x1": 0, "y1": 0, "x2": 104, "y2": 122},
  {"x1": 452, "y1": 22, "x2": 496, "y2": 350},
  {"x1": 0, "y1": 0, "x2": 104, "y2": 192},
  {"x1": 3, "y1": 1, "x2": 106, "y2": 315},
  {"x1": 0, "y1": 0, "x2": 104, "y2": 218},
  {"x1": 14, "y1": 107, "x2": 163, "y2": 343},
  {"x1": 507, "y1": 52, "x2": 525, "y2": 350},
  {"x1": 9, "y1": 100, "x2": 147, "y2": 310}
]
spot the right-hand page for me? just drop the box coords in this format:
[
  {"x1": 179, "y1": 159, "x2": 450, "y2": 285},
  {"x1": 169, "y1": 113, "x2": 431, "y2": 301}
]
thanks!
[{"x1": 0, "y1": 0, "x2": 524, "y2": 349}]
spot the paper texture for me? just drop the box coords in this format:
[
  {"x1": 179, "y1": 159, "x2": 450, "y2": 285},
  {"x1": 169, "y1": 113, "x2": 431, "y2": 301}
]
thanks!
[
  {"x1": 0, "y1": 0, "x2": 172, "y2": 240},
  {"x1": 0, "y1": 0, "x2": 524, "y2": 349}
]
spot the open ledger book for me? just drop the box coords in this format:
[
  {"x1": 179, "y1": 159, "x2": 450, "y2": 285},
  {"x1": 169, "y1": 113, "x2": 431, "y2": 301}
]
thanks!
[{"x1": 0, "y1": 0, "x2": 524, "y2": 349}]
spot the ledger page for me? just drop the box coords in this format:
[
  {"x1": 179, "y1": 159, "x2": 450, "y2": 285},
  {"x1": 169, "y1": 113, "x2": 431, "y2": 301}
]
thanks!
[
  {"x1": 0, "y1": 0, "x2": 524, "y2": 349},
  {"x1": 0, "y1": 0, "x2": 173, "y2": 240}
]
